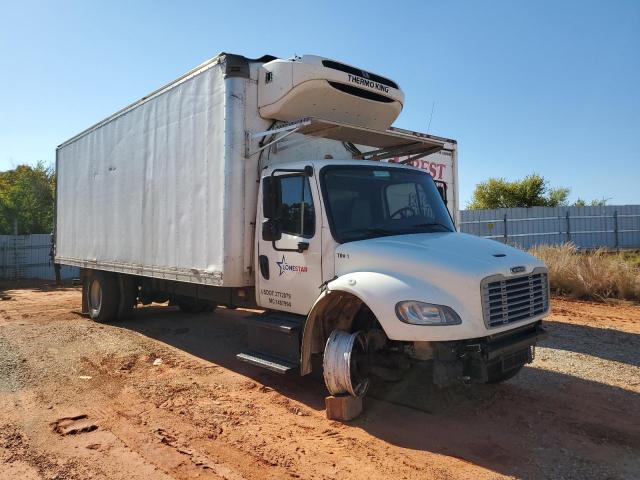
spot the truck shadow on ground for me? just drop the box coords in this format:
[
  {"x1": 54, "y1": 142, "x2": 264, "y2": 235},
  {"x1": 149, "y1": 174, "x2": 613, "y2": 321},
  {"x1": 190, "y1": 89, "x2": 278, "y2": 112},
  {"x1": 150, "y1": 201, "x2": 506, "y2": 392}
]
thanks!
[
  {"x1": 0, "y1": 280, "x2": 79, "y2": 296},
  {"x1": 120, "y1": 305, "x2": 640, "y2": 479},
  {"x1": 541, "y1": 320, "x2": 640, "y2": 367},
  {"x1": 119, "y1": 305, "x2": 329, "y2": 410}
]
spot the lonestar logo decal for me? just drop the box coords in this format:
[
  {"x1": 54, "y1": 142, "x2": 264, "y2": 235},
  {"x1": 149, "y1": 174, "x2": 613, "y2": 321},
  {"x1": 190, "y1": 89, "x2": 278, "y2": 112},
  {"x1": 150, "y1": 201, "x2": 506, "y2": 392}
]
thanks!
[{"x1": 276, "y1": 255, "x2": 308, "y2": 276}]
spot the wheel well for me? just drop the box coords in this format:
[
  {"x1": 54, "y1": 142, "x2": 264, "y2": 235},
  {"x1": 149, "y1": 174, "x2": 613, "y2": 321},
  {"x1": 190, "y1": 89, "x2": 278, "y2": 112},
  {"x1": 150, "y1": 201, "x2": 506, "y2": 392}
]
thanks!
[{"x1": 300, "y1": 291, "x2": 377, "y2": 375}]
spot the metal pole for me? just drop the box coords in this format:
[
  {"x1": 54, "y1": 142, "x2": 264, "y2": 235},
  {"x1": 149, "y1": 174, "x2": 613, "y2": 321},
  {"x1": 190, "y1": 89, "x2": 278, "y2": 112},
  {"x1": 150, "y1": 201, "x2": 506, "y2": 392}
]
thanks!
[
  {"x1": 13, "y1": 236, "x2": 18, "y2": 280},
  {"x1": 613, "y1": 210, "x2": 619, "y2": 251},
  {"x1": 503, "y1": 213, "x2": 508, "y2": 244},
  {"x1": 566, "y1": 211, "x2": 571, "y2": 243}
]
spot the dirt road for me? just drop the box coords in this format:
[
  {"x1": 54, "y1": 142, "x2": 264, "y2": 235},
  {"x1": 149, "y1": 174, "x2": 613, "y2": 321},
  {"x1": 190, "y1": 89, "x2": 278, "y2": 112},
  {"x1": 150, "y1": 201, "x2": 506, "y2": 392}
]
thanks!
[{"x1": 0, "y1": 282, "x2": 638, "y2": 479}]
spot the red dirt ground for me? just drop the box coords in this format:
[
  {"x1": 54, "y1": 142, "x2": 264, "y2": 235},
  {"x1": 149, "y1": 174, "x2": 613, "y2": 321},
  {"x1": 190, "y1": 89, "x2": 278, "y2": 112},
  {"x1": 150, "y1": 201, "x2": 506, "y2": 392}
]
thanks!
[{"x1": 0, "y1": 283, "x2": 638, "y2": 479}]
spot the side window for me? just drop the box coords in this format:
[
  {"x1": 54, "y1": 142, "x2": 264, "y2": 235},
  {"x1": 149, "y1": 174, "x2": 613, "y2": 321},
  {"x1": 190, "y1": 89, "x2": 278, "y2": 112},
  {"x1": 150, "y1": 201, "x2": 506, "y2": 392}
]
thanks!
[{"x1": 279, "y1": 175, "x2": 315, "y2": 237}]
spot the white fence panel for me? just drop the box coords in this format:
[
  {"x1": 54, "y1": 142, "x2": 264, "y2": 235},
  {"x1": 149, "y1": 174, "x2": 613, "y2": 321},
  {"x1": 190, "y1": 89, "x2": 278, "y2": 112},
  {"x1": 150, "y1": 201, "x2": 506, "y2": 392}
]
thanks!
[
  {"x1": 0, "y1": 234, "x2": 79, "y2": 280},
  {"x1": 460, "y1": 205, "x2": 640, "y2": 250}
]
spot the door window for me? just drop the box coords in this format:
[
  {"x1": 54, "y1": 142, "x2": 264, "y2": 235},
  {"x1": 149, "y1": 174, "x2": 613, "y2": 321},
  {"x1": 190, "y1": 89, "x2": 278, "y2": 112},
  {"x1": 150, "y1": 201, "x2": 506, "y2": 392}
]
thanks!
[{"x1": 279, "y1": 176, "x2": 315, "y2": 238}]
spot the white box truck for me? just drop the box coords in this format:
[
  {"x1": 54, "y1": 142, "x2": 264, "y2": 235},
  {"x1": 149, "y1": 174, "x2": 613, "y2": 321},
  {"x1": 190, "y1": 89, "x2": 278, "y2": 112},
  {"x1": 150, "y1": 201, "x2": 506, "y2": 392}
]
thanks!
[{"x1": 55, "y1": 53, "x2": 549, "y2": 397}]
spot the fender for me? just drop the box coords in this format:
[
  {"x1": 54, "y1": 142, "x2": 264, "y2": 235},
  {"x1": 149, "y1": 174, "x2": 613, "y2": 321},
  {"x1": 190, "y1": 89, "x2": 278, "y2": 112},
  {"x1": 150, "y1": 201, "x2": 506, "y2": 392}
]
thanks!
[
  {"x1": 300, "y1": 289, "x2": 332, "y2": 375},
  {"x1": 300, "y1": 271, "x2": 463, "y2": 374},
  {"x1": 300, "y1": 270, "x2": 490, "y2": 374},
  {"x1": 328, "y1": 271, "x2": 471, "y2": 338},
  {"x1": 300, "y1": 286, "x2": 367, "y2": 375}
]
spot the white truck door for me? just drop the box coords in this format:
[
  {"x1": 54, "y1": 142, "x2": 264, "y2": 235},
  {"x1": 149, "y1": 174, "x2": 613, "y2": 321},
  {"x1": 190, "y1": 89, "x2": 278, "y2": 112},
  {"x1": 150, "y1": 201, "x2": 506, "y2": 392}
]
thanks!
[{"x1": 256, "y1": 170, "x2": 323, "y2": 315}]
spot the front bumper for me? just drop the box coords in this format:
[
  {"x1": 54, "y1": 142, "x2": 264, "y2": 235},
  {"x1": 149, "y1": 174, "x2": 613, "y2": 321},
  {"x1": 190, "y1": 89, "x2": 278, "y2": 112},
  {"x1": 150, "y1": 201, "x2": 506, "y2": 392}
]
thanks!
[{"x1": 433, "y1": 321, "x2": 548, "y2": 386}]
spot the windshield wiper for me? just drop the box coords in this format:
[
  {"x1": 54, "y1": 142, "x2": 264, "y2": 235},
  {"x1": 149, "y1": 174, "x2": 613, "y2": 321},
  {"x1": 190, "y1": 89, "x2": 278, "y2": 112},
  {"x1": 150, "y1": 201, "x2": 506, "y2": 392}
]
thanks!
[
  {"x1": 340, "y1": 227, "x2": 396, "y2": 238},
  {"x1": 410, "y1": 222, "x2": 453, "y2": 232}
]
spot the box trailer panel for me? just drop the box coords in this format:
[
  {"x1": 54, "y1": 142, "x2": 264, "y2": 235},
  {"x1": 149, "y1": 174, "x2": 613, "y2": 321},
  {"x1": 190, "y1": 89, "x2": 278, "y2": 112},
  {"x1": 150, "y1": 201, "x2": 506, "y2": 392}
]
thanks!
[{"x1": 56, "y1": 61, "x2": 249, "y2": 286}]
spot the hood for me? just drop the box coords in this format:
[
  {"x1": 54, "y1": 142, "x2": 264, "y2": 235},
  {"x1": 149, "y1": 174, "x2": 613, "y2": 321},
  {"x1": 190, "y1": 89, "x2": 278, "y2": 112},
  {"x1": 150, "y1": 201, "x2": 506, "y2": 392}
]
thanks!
[
  {"x1": 329, "y1": 232, "x2": 548, "y2": 341},
  {"x1": 335, "y1": 232, "x2": 545, "y2": 281}
]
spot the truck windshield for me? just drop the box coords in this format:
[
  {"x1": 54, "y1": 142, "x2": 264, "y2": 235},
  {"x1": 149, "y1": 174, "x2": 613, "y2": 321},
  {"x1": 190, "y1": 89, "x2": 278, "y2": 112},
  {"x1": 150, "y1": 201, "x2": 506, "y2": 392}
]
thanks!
[{"x1": 320, "y1": 165, "x2": 455, "y2": 243}]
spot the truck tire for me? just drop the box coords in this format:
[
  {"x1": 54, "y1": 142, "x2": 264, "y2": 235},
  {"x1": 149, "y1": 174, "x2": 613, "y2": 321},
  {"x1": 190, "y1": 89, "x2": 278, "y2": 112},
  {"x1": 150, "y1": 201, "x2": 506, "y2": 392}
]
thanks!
[
  {"x1": 116, "y1": 274, "x2": 137, "y2": 320},
  {"x1": 87, "y1": 271, "x2": 120, "y2": 323},
  {"x1": 486, "y1": 364, "x2": 524, "y2": 384},
  {"x1": 323, "y1": 330, "x2": 370, "y2": 397},
  {"x1": 177, "y1": 300, "x2": 216, "y2": 314}
]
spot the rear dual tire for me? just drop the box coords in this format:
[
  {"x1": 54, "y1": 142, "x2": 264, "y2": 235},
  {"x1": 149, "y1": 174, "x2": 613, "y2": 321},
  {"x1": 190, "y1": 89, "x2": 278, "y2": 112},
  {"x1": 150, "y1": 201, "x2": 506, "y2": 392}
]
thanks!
[
  {"x1": 87, "y1": 271, "x2": 120, "y2": 323},
  {"x1": 87, "y1": 271, "x2": 137, "y2": 323}
]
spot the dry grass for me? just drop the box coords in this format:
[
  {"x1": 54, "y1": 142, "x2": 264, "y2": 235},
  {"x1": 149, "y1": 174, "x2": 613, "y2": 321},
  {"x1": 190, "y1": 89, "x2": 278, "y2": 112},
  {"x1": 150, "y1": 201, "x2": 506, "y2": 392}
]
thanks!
[{"x1": 530, "y1": 243, "x2": 640, "y2": 301}]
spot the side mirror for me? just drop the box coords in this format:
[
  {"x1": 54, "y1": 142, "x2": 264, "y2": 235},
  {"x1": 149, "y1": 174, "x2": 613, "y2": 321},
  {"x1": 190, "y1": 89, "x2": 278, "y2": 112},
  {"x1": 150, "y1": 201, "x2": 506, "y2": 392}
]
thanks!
[
  {"x1": 262, "y1": 176, "x2": 281, "y2": 219},
  {"x1": 262, "y1": 218, "x2": 282, "y2": 242},
  {"x1": 435, "y1": 181, "x2": 447, "y2": 203}
]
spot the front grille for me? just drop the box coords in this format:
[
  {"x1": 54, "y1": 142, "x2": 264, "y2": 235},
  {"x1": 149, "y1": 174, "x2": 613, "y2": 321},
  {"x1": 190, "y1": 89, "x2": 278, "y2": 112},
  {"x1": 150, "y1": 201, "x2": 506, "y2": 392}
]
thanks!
[{"x1": 481, "y1": 269, "x2": 550, "y2": 328}]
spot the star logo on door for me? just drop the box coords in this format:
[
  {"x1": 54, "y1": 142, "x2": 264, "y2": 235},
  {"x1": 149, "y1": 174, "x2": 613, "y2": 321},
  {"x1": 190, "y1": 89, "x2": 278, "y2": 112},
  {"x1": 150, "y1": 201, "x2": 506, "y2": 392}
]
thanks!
[
  {"x1": 276, "y1": 255, "x2": 287, "y2": 276},
  {"x1": 275, "y1": 255, "x2": 308, "y2": 276}
]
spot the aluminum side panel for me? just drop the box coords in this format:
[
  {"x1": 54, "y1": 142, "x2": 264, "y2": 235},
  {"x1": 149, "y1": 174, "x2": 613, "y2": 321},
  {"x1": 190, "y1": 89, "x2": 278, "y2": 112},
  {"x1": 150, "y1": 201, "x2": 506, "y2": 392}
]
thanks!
[{"x1": 56, "y1": 63, "x2": 249, "y2": 286}]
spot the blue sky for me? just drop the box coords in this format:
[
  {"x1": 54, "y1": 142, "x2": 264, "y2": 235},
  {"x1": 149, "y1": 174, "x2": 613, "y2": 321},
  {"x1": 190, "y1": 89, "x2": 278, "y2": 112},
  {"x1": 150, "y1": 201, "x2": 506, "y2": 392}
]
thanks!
[{"x1": 1, "y1": 0, "x2": 638, "y2": 206}]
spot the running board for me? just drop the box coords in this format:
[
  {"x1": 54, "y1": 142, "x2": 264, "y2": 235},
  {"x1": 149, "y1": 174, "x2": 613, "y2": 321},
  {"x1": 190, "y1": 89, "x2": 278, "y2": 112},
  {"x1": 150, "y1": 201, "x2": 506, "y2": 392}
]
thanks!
[
  {"x1": 243, "y1": 313, "x2": 302, "y2": 334},
  {"x1": 236, "y1": 351, "x2": 299, "y2": 375}
]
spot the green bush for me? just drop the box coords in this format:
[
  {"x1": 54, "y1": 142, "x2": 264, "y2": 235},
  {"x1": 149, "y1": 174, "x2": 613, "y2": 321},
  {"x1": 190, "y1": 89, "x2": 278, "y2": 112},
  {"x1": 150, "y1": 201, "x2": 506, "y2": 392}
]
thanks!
[{"x1": 0, "y1": 162, "x2": 55, "y2": 234}]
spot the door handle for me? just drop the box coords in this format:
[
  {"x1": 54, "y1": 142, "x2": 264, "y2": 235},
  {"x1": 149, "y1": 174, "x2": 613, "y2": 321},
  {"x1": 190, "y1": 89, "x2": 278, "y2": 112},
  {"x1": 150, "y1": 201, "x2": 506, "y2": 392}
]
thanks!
[{"x1": 271, "y1": 240, "x2": 311, "y2": 254}]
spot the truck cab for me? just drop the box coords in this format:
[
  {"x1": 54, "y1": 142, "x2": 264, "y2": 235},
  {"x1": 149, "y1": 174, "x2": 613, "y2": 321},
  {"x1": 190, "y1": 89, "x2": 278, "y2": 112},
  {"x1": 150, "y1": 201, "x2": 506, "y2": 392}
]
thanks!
[{"x1": 249, "y1": 157, "x2": 549, "y2": 395}]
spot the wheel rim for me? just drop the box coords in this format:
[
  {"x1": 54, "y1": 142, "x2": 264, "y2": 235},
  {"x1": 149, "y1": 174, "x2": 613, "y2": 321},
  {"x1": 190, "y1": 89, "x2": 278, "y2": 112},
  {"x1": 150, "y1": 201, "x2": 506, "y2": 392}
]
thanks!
[
  {"x1": 323, "y1": 330, "x2": 370, "y2": 397},
  {"x1": 349, "y1": 334, "x2": 371, "y2": 392},
  {"x1": 89, "y1": 279, "x2": 102, "y2": 315}
]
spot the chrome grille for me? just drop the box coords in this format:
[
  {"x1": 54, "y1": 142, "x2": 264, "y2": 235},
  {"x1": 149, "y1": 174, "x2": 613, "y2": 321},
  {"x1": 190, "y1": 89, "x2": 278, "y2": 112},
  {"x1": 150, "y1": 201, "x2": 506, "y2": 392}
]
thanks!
[{"x1": 481, "y1": 269, "x2": 550, "y2": 328}]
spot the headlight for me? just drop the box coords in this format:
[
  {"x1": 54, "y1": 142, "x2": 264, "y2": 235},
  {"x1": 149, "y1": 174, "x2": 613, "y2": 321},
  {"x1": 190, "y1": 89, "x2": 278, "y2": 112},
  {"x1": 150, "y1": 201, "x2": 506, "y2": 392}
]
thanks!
[{"x1": 395, "y1": 301, "x2": 462, "y2": 326}]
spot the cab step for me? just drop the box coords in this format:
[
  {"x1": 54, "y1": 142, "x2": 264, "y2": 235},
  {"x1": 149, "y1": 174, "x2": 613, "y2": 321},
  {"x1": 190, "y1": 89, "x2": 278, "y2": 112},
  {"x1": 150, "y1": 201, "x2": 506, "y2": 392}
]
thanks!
[
  {"x1": 242, "y1": 313, "x2": 304, "y2": 367},
  {"x1": 236, "y1": 350, "x2": 299, "y2": 375},
  {"x1": 242, "y1": 312, "x2": 303, "y2": 334}
]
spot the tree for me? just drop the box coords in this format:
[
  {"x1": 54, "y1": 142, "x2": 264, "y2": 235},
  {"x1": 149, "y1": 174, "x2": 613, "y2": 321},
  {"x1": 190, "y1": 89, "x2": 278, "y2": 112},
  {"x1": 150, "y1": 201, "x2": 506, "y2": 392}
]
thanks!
[
  {"x1": 467, "y1": 174, "x2": 569, "y2": 210},
  {"x1": 0, "y1": 162, "x2": 55, "y2": 234},
  {"x1": 573, "y1": 197, "x2": 608, "y2": 207}
]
